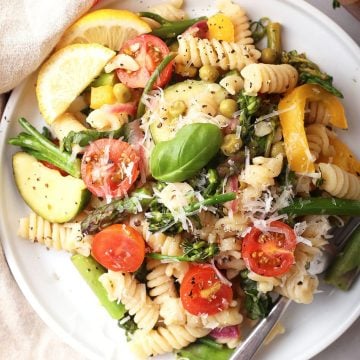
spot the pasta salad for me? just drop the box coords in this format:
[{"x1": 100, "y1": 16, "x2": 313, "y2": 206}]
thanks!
[{"x1": 8, "y1": 0, "x2": 360, "y2": 359}]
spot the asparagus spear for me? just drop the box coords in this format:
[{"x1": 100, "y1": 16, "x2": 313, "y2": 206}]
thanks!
[
  {"x1": 279, "y1": 197, "x2": 360, "y2": 216},
  {"x1": 136, "y1": 53, "x2": 176, "y2": 118},
  {"x1": 148, "y1": 239, "x2": 219, "y2": 262},
  {"x1": 325, "y1": 227, "x2": 360, "y2": 291},
  {"x1": 71, "y1": 254, "x2": 126, "y2": 319},
  {"x1": 138, "y1": 12, "x2": 207, "y2": 40},
  {"x1": 81, "y1": 186, "x2": 153, "y2": 235},
  {"x1": 8, "y1": 117, "x2": 81, "y2": 178},
  {"x1": 147, "y1": 192, "x2": 236, "y2": 232},
  {"x1": 177, "y1": 337, "x2": 233, "y2": 360}
]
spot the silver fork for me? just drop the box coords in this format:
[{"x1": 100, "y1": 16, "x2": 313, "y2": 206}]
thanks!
[{"x1": 229, "y1": 217, "x2": 360, "y2": 360}]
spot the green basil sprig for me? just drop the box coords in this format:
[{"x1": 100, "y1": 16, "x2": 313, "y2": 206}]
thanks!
[{"x1": 150, "y1": 123, "x2": 222, "y2": 182}]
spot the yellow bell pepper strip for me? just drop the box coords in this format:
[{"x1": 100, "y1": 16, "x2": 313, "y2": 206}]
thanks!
[
  {"x1": 207, "y1": 14, "x2": 234, "y2": 42},
  {"x1": 318, "y1": 137, "x2": 360, "y2": 176},
  {"x1": 279, "y1": 84, "x2": 348, "y2": 173}
]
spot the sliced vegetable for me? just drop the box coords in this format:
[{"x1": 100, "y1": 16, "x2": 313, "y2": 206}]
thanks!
[
  {"x1": 136, "y1": 53, "x2": 176, "y2": 118},
  {"x1": 90, "y1": 85, "x2": 116, "y2": 109},
  {"x1": 91, "y1": 224, "x2": 145, "y2": 272},
  {"x1": 8, "y1": 117, "x2": 81, "y2": 178},
  {"x1": 71, "y1": 254, "x2": 126, "y2": 319},
  {"x1": 207, "y1": 13, "x2": 234, "y2": 42},
  {"x1": 279, "y1": 197, "x2": 360, "y2": 216},
  {"x1": 116, "y1": 34, "x2": 173, "y2": 89},
  {"x1": 279, "y1": 84, "x2": 348, "y2": 173},
  {"x1": 81, "y1": 185, "x2": 153, "y2": 234},
  {"x1": 180, "y1": 264, "x2": 233, "y2": 316},
  {"x1": 81, "y1": 138, "x2": 140, "y2": 199},
  {"x1": 325, "y1": 226, "x2": 360, "y2": 291},
  {"x1": 242, "y1": 221, "x2": 297, "y2": 277},
  {"x1": 150, "y1": 123, "x2": 222, "y2": 182}
]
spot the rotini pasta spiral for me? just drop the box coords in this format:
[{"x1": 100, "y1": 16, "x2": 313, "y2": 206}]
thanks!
[
  {"x1": 17, "y1": 213, "x2": 92, "y2": 256},
  {"x1": 176, "y1": 35, "x2": 257, "y2": 71},
  {"x1": 129, "y1": 325, "x2": 211, "y2": 358},
  {"x1": 318, "y1": 163, "x2": 360, "y2": 200},
  {"x1": 241, "y1": 63, "x2": 298, "y2": 95},
  {"x1": 305, "y1": 124, "x2": 335, "y2": 160},
  {"x1": 276, "y1": 244, "x2": 319, "y2": 304},
  {"x1": 149, "y1": 0, "x2": 186, "y2": 22},
  {"x1": 99, "y1": 271, "x2": 159, "y2": 331},
  {"x1": 159, "y1": 296, "x2": 187, "y2": 325},
  {"x1": 216, "y1": 0, "x2": 259, "y2": 54},
  {"x1": 248, "y1": 271, "x2": 281, "y2": 293},
  {"x1": 146, "y1": 259, "x2": 177, "y2": 304},
  {"x1": 305, "y1": 101, "x2": 332, "y2": 125},
  {"x1": 219, "y1": 74, "x2": 244, "y2": 95}
]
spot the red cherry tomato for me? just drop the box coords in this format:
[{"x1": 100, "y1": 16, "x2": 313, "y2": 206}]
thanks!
[
  {"x1": 91, "y1": 224, "x2": 145, "y2": 272},
  {"x1": 180, "y1": 264, "x2": 233, "y2": 316},
  {"x1": 81, "y1": 139, "x2": 140, "y2": 199},
  {"x1": 116, "y1": 34, "x2": 173, "y2": 89},
  {"x1": 242, "y1": 221, "x2": 297, "y2": 277}
]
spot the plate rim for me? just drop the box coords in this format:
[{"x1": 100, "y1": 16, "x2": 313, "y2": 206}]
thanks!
[{"x1": 1, "y1": 1, "x2": 360, "y2": 359}]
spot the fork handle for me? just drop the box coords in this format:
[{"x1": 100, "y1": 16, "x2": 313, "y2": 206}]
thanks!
[{"x1": 229, "y1": 296, "x2": 291, "y2": 360}]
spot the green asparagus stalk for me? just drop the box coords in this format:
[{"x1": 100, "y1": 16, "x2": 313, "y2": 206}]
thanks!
[
  {"x1": 71, "y1": 254, "x2": 126, "y2": 319},
  {"x1": 136, "y1": 53, "x2": 176, "y2": 118},
  {"x1": 177, "y1": 337, "x2": 233, "y2": 360},
  {"x1": 8, "y1": 118, "x2": 81, "y2": 178},
  {"x1": 148, "y1": 240, "x2": 219, "y2": 262},
  {"x1": 138, "y1": 12, "x2": 206, "y2": 40},
  {"x1": 325, "y1": 227, "x2": 360, "y2": 291},
  {"x1": 81, "y1": 186, "x2": 153, "y2": 234},
  {"x1": 147, "y1": 192, "x2": 236, "y2": 232},
  {"x1": 279, "y1": 197, "x2": 360, "y2": 216}
]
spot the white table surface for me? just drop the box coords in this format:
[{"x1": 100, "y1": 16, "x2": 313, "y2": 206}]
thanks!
[{"x1": 305, "y1": 3, "x2": 360, "y2": 360}]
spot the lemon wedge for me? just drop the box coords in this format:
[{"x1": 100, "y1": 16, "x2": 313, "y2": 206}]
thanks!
[
  {"x1": 36, "y1": 44, "x2": 115, "y2": 124},
  {"x1": 56, "y1": 9, "x2": 151, "y2": 50}
]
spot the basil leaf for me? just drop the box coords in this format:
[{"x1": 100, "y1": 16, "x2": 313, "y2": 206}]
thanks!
[{"x1": 150, "y1": 123, "x2": 222, "y2": 182}]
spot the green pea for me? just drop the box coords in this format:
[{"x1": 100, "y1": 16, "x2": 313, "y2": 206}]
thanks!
[
  {"x1": 221, "y1": 134, "x2": 243, "y2": 156},
  {"x1": 113, "y1": 83, "x2": 132, "y2": 103},
  {"x1": 219, "y1": 99, "x2": 238, "y2": 118},
  {"x1": 261, "y1": 48, "x2": 278, "y2": 64},
  {"x1": 270, "y1": 141, "x2": 285, "y2": 157},
  {"x1": 199, "y1": 65, "x2": 220, "y2": 82},
  {"x1": 169, "y1": 100, "x2": 187, "y2": 118}
]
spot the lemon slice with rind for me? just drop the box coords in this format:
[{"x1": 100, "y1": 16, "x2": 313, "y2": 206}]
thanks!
[
  {"x1": 56, "y1": 9, "x2": 151, "y2": 50},
  {"x1": 36, "y1": 43, "x2": 115, "y2": 124}
]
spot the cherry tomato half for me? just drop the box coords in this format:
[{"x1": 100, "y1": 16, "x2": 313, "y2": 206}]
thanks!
[
  {"x1": 242, "y1": 221, "x2": 297, "y2": 277},
  {"x1": 81, "y1": 139, "x2": 140, "y2": 199},
  {"x1": 116, "y1": 34, "x2": 173, "y2": 89},
  {"x1": 91, "y1": 224, "x2": 145, "y2": 272},
  {"x1": 180, "y1": 264, "x2": 233, "y2": 316}
]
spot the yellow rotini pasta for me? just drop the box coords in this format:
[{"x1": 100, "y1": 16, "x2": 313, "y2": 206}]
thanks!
[
  {"x1": 146, "y1": 259, "x2": 177, "y2": 304},
  {"x1": 159, "y1": 296, "x2": 187, "y2": 326},
  {"x1": 99, "y1": 271, "x2": 159, "y2": 331},
  {"x1": 176, "y1": 35, "x2": 258, "y2": 71},
  {"x1": 318, "y1": 163, "x2": 360, "y2": 200},
  {"x1": 129, "y1": 325, "x2": 211, "y2": 358},
  {"x1": 305, "y1": 123, "x2": 335, "y2": 161},
  {"x1": 17, "y1": 212, "x2": 92, "y2": 256},
  {"x1": 241, "y1": 63, "x2": 298, "y2": 95},
  {"x1": 216, "y1": 0, "x2": 259, "y2": 54},
  {"x1": 248, "y1": 271, "x2": 282, "y2": 293}
]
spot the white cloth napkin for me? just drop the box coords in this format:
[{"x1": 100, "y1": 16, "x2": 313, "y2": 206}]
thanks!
[{"x1": 0, "y1": 1, "x2": 96, "y2": 359}]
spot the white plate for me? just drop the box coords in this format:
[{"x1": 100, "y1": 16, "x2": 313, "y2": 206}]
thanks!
[{"x1": 1, "y1": 0, "x2": 360, "y2": 359}]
